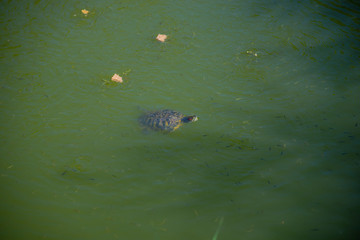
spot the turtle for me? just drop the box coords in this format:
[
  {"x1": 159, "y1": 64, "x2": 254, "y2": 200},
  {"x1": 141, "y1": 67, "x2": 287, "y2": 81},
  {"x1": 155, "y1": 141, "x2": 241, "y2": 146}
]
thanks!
[{"x1": 139, "y1": 109, "x2": 198, "y2": 132}]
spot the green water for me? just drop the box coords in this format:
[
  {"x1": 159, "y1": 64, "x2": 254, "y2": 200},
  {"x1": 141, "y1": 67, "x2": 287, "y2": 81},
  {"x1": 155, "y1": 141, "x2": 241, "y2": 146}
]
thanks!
[{"x1": 1, "y1": 0, "x2": 359, "y2": 239}]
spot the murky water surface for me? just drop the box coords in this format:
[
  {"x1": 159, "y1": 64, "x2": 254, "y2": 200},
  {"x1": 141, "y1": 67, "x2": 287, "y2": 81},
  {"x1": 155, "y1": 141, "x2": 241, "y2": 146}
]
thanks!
[{"x1": 1, "y1": 0, "x2": 359, "y2": 239}]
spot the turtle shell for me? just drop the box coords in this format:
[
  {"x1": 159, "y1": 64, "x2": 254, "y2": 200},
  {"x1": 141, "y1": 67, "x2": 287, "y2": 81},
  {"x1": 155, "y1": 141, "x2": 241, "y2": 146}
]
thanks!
[{"x1": 140, "y1": 109, "x2": 186, "y2": 132}]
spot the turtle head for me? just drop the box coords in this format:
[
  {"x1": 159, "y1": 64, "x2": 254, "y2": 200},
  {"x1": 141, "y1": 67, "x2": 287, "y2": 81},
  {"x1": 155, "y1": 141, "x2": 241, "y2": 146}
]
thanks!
[{"x1": 182, "y1": 115, "x2": 198, "y2": 123}]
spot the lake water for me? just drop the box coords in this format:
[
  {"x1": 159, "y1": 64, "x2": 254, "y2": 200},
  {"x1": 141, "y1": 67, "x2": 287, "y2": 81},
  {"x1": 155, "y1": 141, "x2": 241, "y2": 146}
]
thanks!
[{"x1": 1, "y1": 0, "x2": 359, "y2": 239}]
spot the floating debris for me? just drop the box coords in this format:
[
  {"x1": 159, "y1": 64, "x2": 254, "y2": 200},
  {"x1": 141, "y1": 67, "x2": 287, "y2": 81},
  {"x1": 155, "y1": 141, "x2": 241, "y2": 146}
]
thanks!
[
  {"x1": 246, "y1": 50, "x2": 258, "y2": 57},
  {"x1": 156, "y1": 34, "x2": 167, "y2": 42},
  {"x1": 81, "y1": 9, "x2": 89, "y2": 16},
  {"x1": 111, "y1": 73, "x2": 123, "y2": 83}
]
